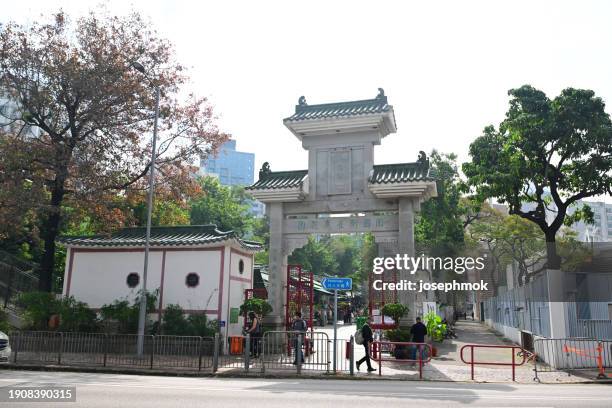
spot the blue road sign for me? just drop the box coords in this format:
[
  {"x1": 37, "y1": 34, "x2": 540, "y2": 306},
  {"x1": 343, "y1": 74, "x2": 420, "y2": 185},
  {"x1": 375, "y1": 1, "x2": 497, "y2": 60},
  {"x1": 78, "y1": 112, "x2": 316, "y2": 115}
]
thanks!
[{"x1": 321, "y1": 277, "x2": 352, "y2": 291}]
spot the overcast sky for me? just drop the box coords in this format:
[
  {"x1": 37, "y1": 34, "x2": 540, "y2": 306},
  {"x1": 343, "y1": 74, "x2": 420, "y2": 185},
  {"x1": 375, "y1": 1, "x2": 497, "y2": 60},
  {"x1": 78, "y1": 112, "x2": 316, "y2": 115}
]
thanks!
[{"x1": 3, "y1": 1, "x2": 612, "y2": 201}]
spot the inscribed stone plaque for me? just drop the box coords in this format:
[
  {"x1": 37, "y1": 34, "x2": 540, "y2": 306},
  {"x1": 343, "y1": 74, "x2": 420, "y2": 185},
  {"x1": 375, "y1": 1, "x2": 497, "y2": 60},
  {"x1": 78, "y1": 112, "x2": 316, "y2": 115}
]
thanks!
[{"x1": 329, "y1": 149, "x2": 351, "y2": 195}]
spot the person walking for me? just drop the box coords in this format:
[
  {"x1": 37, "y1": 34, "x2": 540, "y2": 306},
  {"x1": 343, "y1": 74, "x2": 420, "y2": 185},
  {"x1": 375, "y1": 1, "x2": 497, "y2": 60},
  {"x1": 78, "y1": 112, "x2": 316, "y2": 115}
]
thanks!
[
  {"x1": 245, "y1": 311, "x2": 262, "y2": 358},
  {"x1": 292, "y1": 311, "x2": 307, "y2": 364},
  {"x1": 356, "y1": 322, "x2": 376, "y2": 372},
  {"x1": 410, "y1": 316, "x2": 428, "y2": 362}
]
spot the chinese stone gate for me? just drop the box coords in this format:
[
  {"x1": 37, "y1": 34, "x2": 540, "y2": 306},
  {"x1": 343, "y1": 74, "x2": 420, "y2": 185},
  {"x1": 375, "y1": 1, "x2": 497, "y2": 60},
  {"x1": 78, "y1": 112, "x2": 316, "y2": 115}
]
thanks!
[{"x1": 247, "y1": 89, "x2": 437, "y2": 328}]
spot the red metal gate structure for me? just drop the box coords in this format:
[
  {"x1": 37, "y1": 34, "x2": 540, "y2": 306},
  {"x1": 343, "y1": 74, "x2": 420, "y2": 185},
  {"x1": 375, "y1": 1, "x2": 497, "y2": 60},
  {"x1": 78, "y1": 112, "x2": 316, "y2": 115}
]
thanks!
[
  {"x1": 368, "y1": 267, "x2": 398, "y2": 330},
  {"x1": 285, "y1": 264, "x2": 314, "y2": 332}
]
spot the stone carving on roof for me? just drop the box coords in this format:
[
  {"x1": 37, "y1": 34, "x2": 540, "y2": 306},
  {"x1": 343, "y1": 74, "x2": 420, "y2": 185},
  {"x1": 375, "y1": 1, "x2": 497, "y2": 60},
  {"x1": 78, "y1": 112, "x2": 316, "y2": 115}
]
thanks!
[
  {"x1": 417, "y1": 151, "x2": 430, "y2": 171},
  {"x1": 259, "y1": 162, "x2": 271, "y2": 179}
]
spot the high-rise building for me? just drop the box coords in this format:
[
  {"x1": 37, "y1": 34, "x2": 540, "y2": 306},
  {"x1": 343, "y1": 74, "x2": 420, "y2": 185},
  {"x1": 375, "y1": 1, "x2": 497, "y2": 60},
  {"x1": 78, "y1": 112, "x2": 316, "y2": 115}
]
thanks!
[
  {"x1": 200, "y1": 139, "x2": 265, "y2": 217},
  {"x1": 572, "y1": 201, "x2": 612, "y2": 242},
  {"x1": 200, "y1": 139, "x2": 254, "y2": 186},
  {"x1": 0, "y1": 92, "x2": 40, "y2": 138},
  {"x1": 490, "y1": 198, "x2": 612, "y2": 242}
]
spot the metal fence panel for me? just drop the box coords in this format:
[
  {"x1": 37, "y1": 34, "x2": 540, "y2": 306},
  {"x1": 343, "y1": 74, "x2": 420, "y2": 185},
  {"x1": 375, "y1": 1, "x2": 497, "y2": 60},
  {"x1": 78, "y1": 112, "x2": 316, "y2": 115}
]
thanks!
[
  {"x1": 105, "y1": 334, "x2": 154, "y2": 368},
  {"x1": 261, "y1": 331, "x2": 330, "y2": 373},
  {"x1": 152, "y1": 335, "x2": 213, "y2": 371},
  {"x1": 60, "y1": 333, "x2": 106, "y2": 366},
  {"x1": 534, "y1": 338, "x2": 611, "y2": 380},
  {"x1": 11, "y1": 331, "x2": 61, "y2": 364}
]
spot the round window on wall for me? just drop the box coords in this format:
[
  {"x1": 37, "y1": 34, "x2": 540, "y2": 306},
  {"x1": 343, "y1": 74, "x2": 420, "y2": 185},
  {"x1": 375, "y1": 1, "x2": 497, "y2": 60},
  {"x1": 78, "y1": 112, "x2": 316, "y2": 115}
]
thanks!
[
  {"x1": 238, "y1": 259, "x2": 245, "y2": 274},
  {"x1": 126, "y1": 273, "x2": 140, "y2": 288},
  {"x1": 186, "y1": 273, "x2": 199, "y2": 288}
]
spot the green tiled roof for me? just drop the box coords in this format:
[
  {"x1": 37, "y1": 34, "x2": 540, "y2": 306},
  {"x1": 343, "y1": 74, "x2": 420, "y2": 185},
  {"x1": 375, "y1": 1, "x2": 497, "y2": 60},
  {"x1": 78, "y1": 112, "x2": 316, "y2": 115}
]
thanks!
[
  {"x1": 369, "y1": 162, "x2": 434, "y2": 184},
  {"x1": 247, "y1": 170, "x2": 307, "y2": 190},
  {"x1": 284, "y1": 94, "x2": 390, "y2": 122},
  {"x1": 59, "y1": 225, "x2": 262, "y2": 251}
]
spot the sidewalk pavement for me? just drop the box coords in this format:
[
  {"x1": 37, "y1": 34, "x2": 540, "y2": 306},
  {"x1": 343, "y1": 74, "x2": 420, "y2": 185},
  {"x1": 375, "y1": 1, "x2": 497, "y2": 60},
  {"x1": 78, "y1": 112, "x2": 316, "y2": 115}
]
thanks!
[{"x1": 337, "y1": 319, "x2": 604, "y2": 383}]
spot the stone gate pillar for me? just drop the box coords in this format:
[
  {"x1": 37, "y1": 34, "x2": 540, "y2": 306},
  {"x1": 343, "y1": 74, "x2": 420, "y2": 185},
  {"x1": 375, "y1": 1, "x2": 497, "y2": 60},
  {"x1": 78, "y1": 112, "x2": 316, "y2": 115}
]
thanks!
[
  {"x1": 398, "y1": 197, "x2": 417, "y2": 325},
  {"x1": 266, "y1": 202, "x2": 286, "y2": 327}
]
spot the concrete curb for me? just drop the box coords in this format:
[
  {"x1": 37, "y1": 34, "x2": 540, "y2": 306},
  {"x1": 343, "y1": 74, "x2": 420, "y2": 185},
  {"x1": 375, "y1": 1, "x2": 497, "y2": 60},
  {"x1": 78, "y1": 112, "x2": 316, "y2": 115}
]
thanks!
[{"x1": 1, "y1": 363, "x2": 609, "y2": 384}]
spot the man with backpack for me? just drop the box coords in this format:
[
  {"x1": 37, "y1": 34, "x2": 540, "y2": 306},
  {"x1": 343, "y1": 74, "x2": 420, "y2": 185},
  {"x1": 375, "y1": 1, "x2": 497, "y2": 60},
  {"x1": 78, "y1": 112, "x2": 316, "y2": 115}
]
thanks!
[
  {"x1": 292, "y1": 311, "x2": 307, "y2": 365},
  {"x1": 355, "y1": 322, "x2": 376, "y2": 372}
]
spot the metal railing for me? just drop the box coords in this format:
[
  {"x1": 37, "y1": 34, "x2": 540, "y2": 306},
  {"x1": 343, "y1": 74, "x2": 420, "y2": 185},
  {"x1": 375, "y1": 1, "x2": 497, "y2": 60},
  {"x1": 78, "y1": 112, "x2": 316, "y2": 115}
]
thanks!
[
  {"x1": 575, "y1": 320, "x2": 612, "y2": 340},
  {"x1": 460, "y1": 344, "x2": 527, "y2": 381},
  {"x1": 371, "y1": 341, "x2": 432, "y2": 379},
  {"x1": 533, "y1": 338, "x2": 611, "y2": 381},
  {"x1": 9, "y1": 330, "x2": 354, "y2": 375},
  {"x1": 11, "y1": 331, "x2": 215, "y2": 372},
  {"x1": 260, "y1": 331, "x2": 331, "y2": 373}
]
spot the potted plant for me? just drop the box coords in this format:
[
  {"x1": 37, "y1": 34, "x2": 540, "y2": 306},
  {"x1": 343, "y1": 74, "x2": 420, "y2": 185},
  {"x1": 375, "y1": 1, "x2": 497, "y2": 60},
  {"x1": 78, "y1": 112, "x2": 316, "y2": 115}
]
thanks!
[
  {"x1": 424, "y1": 311, "x2": 447, "y2": 357},
  {"x1": 381, "y1": 303, "x2": 410, "y2": 359},
  {"x1": 381, "y1": 303, "x2": 409, "y2": 327},
  {"x1": 384, "y1": 328, "x2": 412, "y2": 359}
]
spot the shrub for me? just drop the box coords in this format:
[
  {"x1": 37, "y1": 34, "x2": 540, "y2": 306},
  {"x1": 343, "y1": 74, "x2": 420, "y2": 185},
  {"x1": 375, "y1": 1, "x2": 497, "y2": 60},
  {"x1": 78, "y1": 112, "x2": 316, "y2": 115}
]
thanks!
[
  {"x1": 424, "y1": 311, "x2": 446, "y2": 342},
  {"x1": 381, "y1": 303, "x2": 409, "y2": 326},
  {"x1": 100, "y1": 290, "x2": 158, "y2": 334},
  {"x1": 17, "y1": 292, "x2": 57, "y2": 330},
  {"x1": 17, "y1": 292, "x2": 99, "y2": 332},
  {"x1": 161, "y1": 304, "x2": 189, "y2": 336},
  {"x1": 384, "y1": 328, "x2": 411, "y2": 342},
  {"x1": 187, "y1": 314, "x2": 216, "y2": 337},
  {"x1": 57, "y1": 296, "x2": 99, "y2": 332},
  {"x1": 161, "y1": 304, "x2": 216, "y2": 337},
  {"x1": 239, "y1": 298, "x2": 272, "y2": 318},
  {"x1": 0, "y1": 309, "x2": 10, "y2": 333}
]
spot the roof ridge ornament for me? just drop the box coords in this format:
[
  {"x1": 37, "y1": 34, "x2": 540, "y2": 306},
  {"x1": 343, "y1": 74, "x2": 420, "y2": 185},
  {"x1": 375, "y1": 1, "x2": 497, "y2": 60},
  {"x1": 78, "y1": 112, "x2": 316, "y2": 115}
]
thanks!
[
  {"x1": 376, "y1": 88, "x2": 385, "y2": 99},
  {"x1": 417, "y1": 151, "x2": 430, "y2": 171},
  {"x1": 298, "y1": 96, "x2": 307, "y2": 106},
  {"x1": 259, "y1": 162, "x2": 271, "y2": 179}
]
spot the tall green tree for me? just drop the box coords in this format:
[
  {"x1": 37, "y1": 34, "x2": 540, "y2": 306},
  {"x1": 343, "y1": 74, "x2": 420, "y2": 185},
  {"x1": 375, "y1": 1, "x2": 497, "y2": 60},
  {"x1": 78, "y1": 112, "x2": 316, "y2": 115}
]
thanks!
[
  {"x1": 415, "y1": 150, "x2": 466, "y2": 257},
  {"x1": 288, "y1": 236, "x2": 338, "y2": 276},
  {"x1": 0, "y1": 11, "x2": 226, "y2": 291},
  {"x1": 463, "y1": 85, "x2": 610, "y2": 269},
  {"x1": 189, "y1": 176, "x2": 254, "y2": 235}
]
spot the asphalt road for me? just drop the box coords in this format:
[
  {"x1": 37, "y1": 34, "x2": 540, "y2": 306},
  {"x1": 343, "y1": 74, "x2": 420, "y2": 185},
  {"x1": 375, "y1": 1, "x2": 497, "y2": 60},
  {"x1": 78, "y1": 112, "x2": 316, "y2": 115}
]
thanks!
[{"x1": 0, "y1": 370, "x2": 610, "y2": 408}]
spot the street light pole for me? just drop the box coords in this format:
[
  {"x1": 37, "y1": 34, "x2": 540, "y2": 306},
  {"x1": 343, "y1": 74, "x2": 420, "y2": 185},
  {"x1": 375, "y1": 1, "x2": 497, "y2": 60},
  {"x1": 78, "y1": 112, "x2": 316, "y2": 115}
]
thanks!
[{"x1": 134, "y1": 62, "x2": 160, "y2": 356}]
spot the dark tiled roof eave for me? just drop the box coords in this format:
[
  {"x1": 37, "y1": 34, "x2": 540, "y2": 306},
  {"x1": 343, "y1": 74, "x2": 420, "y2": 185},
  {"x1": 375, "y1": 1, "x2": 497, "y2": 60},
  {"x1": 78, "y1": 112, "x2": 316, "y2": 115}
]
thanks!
[
  {"x1": 58, "y1": 225, "x2": 263, "y2": 251},
  {"x1": 369, "y1": 163, "x2": 435, "y2": 184},
  {"x1": 246, "y1": 170, "x2": 307, "y2": 191},
  {"x1": 284, "y1": 98, "x2": 391, "y2": 122}
]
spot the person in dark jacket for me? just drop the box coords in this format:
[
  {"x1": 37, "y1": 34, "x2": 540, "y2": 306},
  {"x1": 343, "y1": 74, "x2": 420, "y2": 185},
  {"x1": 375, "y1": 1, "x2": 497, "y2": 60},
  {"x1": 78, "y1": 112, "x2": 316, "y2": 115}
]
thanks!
[
  {"x1": 410, "y1": 317, "x2": 427, "y2": 343},
  {"x1": 292, "y1": 312, "x2": 307, "y2": 364},
  {"x1": 245, "y1": 311, "x2": 262, "y2": 358},
  {"x1": 356, "y1": 323, "x2": 376, "y2": 372},
  {"x1": 410, "y1": 317, "x2": 428, "y2": 362}
]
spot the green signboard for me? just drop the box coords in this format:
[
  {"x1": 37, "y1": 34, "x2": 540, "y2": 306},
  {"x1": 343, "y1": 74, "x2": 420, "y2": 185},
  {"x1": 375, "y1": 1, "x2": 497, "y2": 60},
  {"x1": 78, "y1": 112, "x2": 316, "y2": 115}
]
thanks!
[{"x1": 230, "y1": 307, "x2": 240, "y2": 324}]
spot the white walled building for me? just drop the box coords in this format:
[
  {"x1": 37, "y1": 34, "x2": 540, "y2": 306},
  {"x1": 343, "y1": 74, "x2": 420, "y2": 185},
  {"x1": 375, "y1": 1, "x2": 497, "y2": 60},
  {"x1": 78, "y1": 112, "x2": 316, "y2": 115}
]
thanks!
[{"x1": 59, "y1": 225, "x2": 262, "y2": 340}]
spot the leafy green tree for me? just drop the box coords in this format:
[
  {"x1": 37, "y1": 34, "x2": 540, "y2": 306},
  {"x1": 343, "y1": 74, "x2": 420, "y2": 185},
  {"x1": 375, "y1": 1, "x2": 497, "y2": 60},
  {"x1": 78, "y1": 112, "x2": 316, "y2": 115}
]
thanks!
[
  {"x1": 416, "y1": 151, "x2": 466, "y2": 258},
  {"x1": 189, "y1": 177, "x2": 253, "y2": 235},
  {"x1": 288, "y1": 236, "x2": 338, "y2": 276},
  {"x1": 463, "y1": 85, "x2": 611, "y2": 269},
  {"x1": 468, "y1": 211, "x2": 592, "y2": 286}
]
